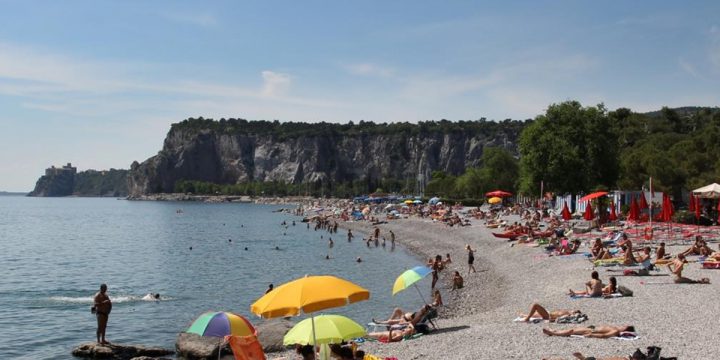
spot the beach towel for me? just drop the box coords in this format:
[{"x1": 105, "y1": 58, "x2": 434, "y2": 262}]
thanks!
[
  {"x1": 513, "y1": 316, "x2": 546, "y2": 323},
  {"x1": 570, "y1": 293, "x2": 624, "y2": 299},
  {"x1": 570, "y1": 332, "x2": 639, "y2": 341},
  {"x1": 225, "y1": 335, "x2": 266, "y2": 360},
  {"x1": 702, "y1": 261, "x2": 720, "y2": 269},
  {"x1": 555, "y1": 313, "x2": 589, "y2": 324}
]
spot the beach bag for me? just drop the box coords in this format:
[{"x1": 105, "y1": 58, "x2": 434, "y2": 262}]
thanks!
[
  {"x1": 617, "y1": 285, "x2": 634, "y2": 297},
  {"x1": 415, "y1": 323, "x2": 431, "y2": 334}
]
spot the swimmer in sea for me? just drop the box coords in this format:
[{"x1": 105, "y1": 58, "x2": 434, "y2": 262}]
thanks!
[
  {"x1": 329, "y1": 238, "x2": 334, "y2": 248},
  {"x1": 275, "y1": 246, "x2": 280, "y2": 250},
  {"x1": 265, "y1": 284, "x2": 274, "y2": 294},
  {"x1": 356, "y1": 257, "x2": 362, "y2": 263}
]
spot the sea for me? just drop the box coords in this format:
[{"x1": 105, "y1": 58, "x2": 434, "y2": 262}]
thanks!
[{"x1": 0, "y1": 197, "x2": 424, "y2": 359}]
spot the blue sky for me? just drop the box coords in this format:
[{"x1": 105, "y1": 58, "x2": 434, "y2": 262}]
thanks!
[{"x1": 1, "y1": 1, "x2": 719, "y2": 191}]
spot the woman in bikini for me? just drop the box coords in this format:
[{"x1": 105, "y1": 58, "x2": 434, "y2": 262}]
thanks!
[
  {"x1": 466, "y1": 244, "x2": 476, "y2": 274},
  {"x1": 520, "y1": 303, "x2": 581, "y2": 322},
  {"x1": 367, "y1": 323, "x2": 415, "y2": 342},
  {"x1": 568, "y1": 271, "x2": 604, "y2": 297},
  {"x1": 668, "y1": 254, "x2": 710, "y2": 284}
]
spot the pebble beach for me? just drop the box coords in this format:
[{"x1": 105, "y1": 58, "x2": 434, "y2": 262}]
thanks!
[{"x1": 273, "y1": 211, "x2": 720, "y2": 359}]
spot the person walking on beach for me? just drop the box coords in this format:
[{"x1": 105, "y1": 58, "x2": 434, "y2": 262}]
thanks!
[
  {"x1": 466, "y1": 245, "x2": 477, "y2": 274},
  {"x1": 92, "y1": 284, "x2": 112, "y2": 344}
]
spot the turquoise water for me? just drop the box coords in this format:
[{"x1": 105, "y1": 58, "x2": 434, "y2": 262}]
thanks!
[{"x1": 0, "y1": 197, "x2": 423, "y2": 359}]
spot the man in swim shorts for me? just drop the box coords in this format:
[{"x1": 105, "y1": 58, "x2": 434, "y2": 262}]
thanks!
[{"x1": 93, "y1": 284, "x2": 112, "y2": 344}]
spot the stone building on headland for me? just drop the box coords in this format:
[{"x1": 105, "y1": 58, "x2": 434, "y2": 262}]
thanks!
[{"x1": 45, "y1": 163, "x2": 77, "y2": 177}]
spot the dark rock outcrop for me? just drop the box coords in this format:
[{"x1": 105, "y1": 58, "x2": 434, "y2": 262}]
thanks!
[
  {"x1": 128, "y1": 119, "x2": 526, "y2": 196},
  {"x1": 29, "y1": 166, "x2": 129, "y2": 197},
  {"x1": 175, "y1": 319, "x2": 295, "y2": 359},
  {"x1": 71, "y1": 343, "x2": 173, "y2": 360}
]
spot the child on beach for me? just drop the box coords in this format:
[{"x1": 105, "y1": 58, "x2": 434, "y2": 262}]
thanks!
[{"x1": 452, "y1": 271, "x2": 464, "y2": 290}]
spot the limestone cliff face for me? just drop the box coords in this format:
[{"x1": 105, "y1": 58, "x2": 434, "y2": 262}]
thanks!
[
  {"x1": 29, "y1": 168, "x2": 129, "y2": 197},
  {"x1": 128, "y1": 120, "x2": 525, "y2": 196}
]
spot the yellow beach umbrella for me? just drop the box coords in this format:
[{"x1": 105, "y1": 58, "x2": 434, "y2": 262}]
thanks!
[
  {"x1": 488, "y1": 197, "x2": 502, "y2": 204},
  {"x1": 250, "y1": 275, "x2": 370, "y2": 349}
]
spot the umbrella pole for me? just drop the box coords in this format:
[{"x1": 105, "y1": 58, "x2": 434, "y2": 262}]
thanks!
[
  {"x1": 413, "y1": 283, "x2": 429, "y2": 305},
  {"x1": 311, "y1": 315, "x2": 318, "y2": 358}
]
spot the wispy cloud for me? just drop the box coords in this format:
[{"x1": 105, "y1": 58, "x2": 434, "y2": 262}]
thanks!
[
  {"x1": 0, "y1": 42, "x2": 341, "y2": 118},
  {"x1": 162, "y1": 11, "x2": 218, "y2": 27},
  {"x1": 678, "y1": 58, "x2": 700, "y2": 78},
  {"x1": 343, "y1": 63, "x2": 395, "y2": 77}
]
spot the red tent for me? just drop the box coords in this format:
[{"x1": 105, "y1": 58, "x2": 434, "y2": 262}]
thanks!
[
  {"x1": 583, "y1": 203, "x2": 594, "y2": 221},
  {"x1": 695, "y1": 195, "x2": 701, "y2": 220},
  {"x1": 627, "y1": 196, "x2": 640, "y2": 222},
  {"x1": 579, "y1": 191, "x2": 608, "y2": 202},
  {"x1": 485, "y1": 190, "x2": 512, "y2": 198},
  {"x1": 609, "y1": 201, "x2": 617, "y2": 221},
  {"x1": 717, "y1": 199, "x2": 720, "y2": 223},
  {"x1": 561, "y1": 201, "x2": 571, "y2": 221},
  {"x1": 639, "y1": 192, "x2": 648, "y2": 209}
]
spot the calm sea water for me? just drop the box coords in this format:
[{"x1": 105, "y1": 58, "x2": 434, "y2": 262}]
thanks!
[{"x1": 0, "y1": 197, "x2": 423, "y2": 359}]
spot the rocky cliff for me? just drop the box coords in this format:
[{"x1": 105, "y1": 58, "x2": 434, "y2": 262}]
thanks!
[
  {"x1": 128, "y1": 118, "x2": 528, "y2": 196},
  {"x1": 29, "y1": 168, "x2": 129, "y2": 197}
]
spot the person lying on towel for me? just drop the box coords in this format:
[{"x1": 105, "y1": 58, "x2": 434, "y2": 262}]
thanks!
[
  {"x1": 519, "y1": 303, "x2": 582, "y2": 322},
  {"x1": 542, "y1": 325, "x2": 635, "y2": 338},
  {"x1": 367, "y1": 323, "x2": 415, "y2": 342}
]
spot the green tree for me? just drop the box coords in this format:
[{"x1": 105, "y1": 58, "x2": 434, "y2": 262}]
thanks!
[{"x1": 519, "y1": 101, "x2": 619, "y2": 194}]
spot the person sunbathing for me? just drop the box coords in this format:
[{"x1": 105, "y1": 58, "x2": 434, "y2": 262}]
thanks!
[
  {"x1": 542, "y1": 325, "x2": 635, "y2": 338},
  {"x1": 452, "y1": 271, "x2": 464, "y2": 290},
  {"x1": 561, "y1": 239, "x2": 581, "y2": 255},
  {"x1": 366, "y1": 323, "x2": 415, "y2": 342},
  {"x1": 617, "y1": 236, "x2": 638, "y2": 265},
  {"x1": 568, "y1": 271, "x2": 603, "y2": 297},
  {"x1": 681, "y1": 237, "x2": 714, "y2": 257},
  {"x1": 519, "y1": 303, "x2": 581, "y2": 322},
  {"x1": 656, "y1": 242, "x2": 668, "y2": 260},
  {"x1": 668, "y1": 254, "x2": 710, "y2": 284},
  {"x1": 373, "y1": 304, "x2": 431, "y2": 326},
  {"x1": 590, "y1": 238, "x2": 604, "y2": 258}
]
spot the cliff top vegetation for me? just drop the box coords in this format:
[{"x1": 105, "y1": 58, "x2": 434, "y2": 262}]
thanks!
[{"x1": 170, "y1": 117, "x2": 530, "y2": 139}]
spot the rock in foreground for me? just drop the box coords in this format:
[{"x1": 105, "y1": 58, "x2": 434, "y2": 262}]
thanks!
[
  {"x1": 71, "y1": 343, "x2": 173, "y2": 360},
  {"x1": 176, "y1": 318, "x2": 295, "y2": 359}
]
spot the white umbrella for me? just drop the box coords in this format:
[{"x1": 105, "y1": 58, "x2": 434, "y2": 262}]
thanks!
[{"x1": 693, "y1": 183, "x2": 720, "y2": 199}]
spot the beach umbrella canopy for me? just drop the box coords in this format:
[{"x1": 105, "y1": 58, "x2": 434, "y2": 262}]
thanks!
[
  {"x1": 583, "y1": 203, "x2": 594, "y2": 221},
  {"x1": 392, "y1": 266, "x2": 432, "y2": 295},
  {"x1": 629, "y1": 196, "x2": 640, "y2": 221},
  {"x1": 579, "y1": 191, "x2": 608, "y2": 202},
  {"x1": 689, "y1": 194, "x2": 696, "y2": 212},
  {"x1": 488, "y1": 197, "x2": 502, "y2": 205},
  {"x1": 413, "y1": 200, "x2": 423, "y2": 204},
  {"x1": 659, "y1": 194, "x2": 671, "y2": 222},
  {"x1": 404, "y1": 199, "x2": 414, "y2": 204},
  {"x1": 250, "y1": 275, "x2": 369, "y2": 318},
  {"x1": 428, "y1": 197, "x2": 441, "y2": 205},
  {"x1": 561, "y1": 201, "x2": 571, "y2": 221},
  {"x1": 693, "y1": 183, "x2": 720, "y2": 199},
  {"x1": 250, "y1": 275, "x2": 370, "y2": 350},
  {"x1": 639, "y1": 192, "x2": 648, "y2": 209},
  {"x1": 283, "y1": 315, "x2": 366, "y2": 346},
  {"x1": 485, "y1": 190, "x2": 512, "y2": 197},
  {"x1": 609, "y1": 201, "x2": 617, "y2": 221},
  {"x1": 186, "y1": 311, "x2": 257, "y2": 338}
]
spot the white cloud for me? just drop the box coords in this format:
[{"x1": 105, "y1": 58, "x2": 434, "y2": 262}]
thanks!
[
  {"x1": 678, "y1": 58, "x2": 700, "y2": 78},
  {"x1": 261, "y1": 71, "x2": 291, "y2": 97},
  {"x1": 344, "y1": 63, "x2": 395, "y2": 77},
  {"x1": 162, "y1": 12, "x2": 218, "y2": 27}
]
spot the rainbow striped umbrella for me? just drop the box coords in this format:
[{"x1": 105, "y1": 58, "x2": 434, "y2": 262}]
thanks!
[
  {"x1": 186, "y1": 311, "x2": 257, "y2": 338},
  {"x1": 392, "y1": 265, "x2": 432, "y2": 301}
]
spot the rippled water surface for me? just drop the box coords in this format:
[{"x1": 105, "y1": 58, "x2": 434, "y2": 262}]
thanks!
[{"x1": 0, "y1": 197, "x2": 423, "y2": 359}]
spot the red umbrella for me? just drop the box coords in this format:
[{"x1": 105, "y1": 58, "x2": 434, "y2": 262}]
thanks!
[
  {"x1": 609, "y1": 201, "x2": 617, "y2": 221},
  {"x1": 661, "y1": 194, "x2": 673, "y2": 222},
  {"x1": 579, "y1": 191, "x2": 608, "y2": 202},
  {"x1": 695, "y1": 195, "x2": 701, "y2": 220},
  {"x1": 561, "y1": 201, "x2": 571, "y2": 221},
  {"x1": 688, "y1": 194, "x2": 696, "y2": 212},
  {"x1": 627, "y1": 196, "x2": 640, "y2": 222},
  {"x1": 485, "y1": 190, "x2": 512, "y2": 198},
  {"x1": 583, "y1": 203, "x2": 594, "y2": 221},
  {"x1": 717, "y1": 199, "x2": 720, "y2": 223},
  {"x1": 639, "y1": 192, "x2": 648, "y2": 209}
]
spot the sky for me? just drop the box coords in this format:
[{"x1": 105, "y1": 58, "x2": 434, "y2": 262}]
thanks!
[{"x1": 1, "y1": 1, "x2": 719, "y2": 191}]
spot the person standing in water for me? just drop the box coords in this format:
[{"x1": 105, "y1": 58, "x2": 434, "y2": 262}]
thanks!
[
  {"x1": 92, "y1": 284, "x2": 112, "y2": 344},
  {"x1": 390, "y1": 230, "x2": 395, "y2": 245},
  {"x1": 265, "y1": 284, "x2": 274, "y2": 294},
  {"x1": 347, "y1": 229, "x2": 354, "y2": 242}
]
